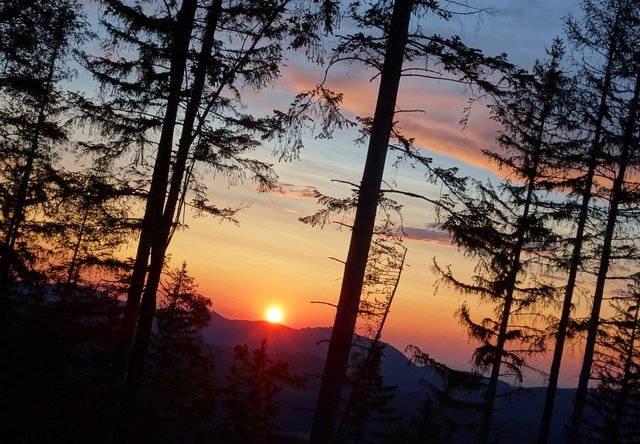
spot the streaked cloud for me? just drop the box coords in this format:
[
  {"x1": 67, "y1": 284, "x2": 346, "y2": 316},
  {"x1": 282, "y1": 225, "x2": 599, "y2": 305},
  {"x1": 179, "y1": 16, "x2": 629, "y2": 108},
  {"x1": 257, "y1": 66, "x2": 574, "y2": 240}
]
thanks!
[
  {"x1": 401, "y1": 226, "x2": 452, "y2": 245},
  {"x1": 275, "y1": 183, "x2": 320, "y2": 200},
  {"x1": 277, "y1": 60, "x2": 498, "y2": 173}
]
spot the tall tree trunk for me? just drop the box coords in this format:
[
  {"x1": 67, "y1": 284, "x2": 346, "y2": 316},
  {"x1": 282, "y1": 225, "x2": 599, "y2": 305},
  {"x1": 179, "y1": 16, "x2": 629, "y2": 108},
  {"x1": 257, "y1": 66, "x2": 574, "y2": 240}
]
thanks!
[
  {"x1": 0, "y1": 38, "x2": 59, "y2": 296},
  {"x1": 126, "y1": 0, "x2": 291, "y2": 400},
  {"x1": 125, "y1": 0, "x2": 222, "y2": 391},
  {"x1": 65, "y1": 200, "x2": 90, "y2": 289},
  {"x1": 567, "y1": 66, "x2": 640, "y2": 443},
  {"x1": 309, "y1": 1, "x2": 413, "y2": 442},
  {"x1": 611, "y1": 302, "x2": 639, "y2": 442},
  {"x1": 335, "y1": 242, "x2": 406, "y2": 440},
  {"x1": 537, "y1": 15, "x2": 620, "y2": 443},
  {"x1": 107, "y1": 1, "x2": 198, "y2": 442},
  {"x1": 478, "y1": 125, "x2": 545, "y2": 444}
]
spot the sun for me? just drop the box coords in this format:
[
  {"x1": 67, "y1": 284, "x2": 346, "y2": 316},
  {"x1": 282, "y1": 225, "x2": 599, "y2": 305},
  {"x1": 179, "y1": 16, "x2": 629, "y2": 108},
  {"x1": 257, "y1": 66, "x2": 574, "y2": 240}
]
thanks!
[{"x1": 265, "y1": 306, "x2": 284, "y2": 323}]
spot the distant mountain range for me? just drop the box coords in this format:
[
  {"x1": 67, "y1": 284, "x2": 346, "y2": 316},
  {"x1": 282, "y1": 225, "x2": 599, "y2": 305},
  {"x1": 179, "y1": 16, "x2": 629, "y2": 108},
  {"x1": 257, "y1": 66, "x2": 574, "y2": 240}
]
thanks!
[{"x1": 203, "y1": 312, "x2": 574, "y2": 443}]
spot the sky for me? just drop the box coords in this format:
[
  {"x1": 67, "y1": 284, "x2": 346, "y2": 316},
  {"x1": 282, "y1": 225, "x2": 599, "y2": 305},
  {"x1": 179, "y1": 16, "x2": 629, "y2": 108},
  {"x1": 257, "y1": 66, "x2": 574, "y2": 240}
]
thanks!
[{"x1": 116, "y1": 0, "x2": 586, "y2": 386}]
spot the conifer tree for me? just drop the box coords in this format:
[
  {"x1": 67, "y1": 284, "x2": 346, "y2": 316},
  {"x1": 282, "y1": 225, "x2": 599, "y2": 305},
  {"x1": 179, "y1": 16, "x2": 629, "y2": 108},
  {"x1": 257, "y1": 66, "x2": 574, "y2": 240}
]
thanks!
[
  {"x1": 82, "y1": 3, "x2": 339, "y2": 438},
  {"x1": 538, "y1": 2, "x2": 640, "y2": 441},
  {"x1": 0, "y1": 0, "x2": 85, "y2": 303},
  {"x1": 406, "y1": 345, "x2": 486, "y2": 442},
  {"x1": 567, "y1": 11, "x2": 640, "y2": 437},
  {"x1": 582, "y1": 286, "x2": 640, "y2": 443},
  {"x1": 41, "y1": 170, "x2": 138, "y2": 293},
  {"x1": 128, "y1": 263, "x2": 217, "y2": 441},
  {"x1": 433, "y1": 41, "x2": 572, "y2": 444},
  {"x1": 219, "y1": 339, "x2": 306, "y2": 443},
  {"x1": 305, "y1": 2, "x2": 511, "y2": 440},
  {"x1": 335, "y1": 236, "x2": 406, "y2": 443}
]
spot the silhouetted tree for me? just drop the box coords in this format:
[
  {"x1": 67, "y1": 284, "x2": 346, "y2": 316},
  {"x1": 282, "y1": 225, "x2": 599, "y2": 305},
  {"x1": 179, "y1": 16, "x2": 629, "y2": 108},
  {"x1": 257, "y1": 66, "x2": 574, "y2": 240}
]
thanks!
[
  {"x1": 582, "y1": 284, "x2": 640, "y2": 443},
  {"x1": 568, "y1": 10, "x2": 640, "y2": 437},
  {"x1": 335, "y1": 236, "x2": 406, "y2": 443},
  {"x1": 127, "y1": 263, "x2": 217, "y2": 442},
  {"x1": 219, "y1": 339, "x2": 306, "y2": 443},
  {"x1": 305, "y1": 1, "x2": 512, "y2": 441},
  {"x1": 538, "y1": 2, "x2": 640, "y2": 441},
  {"x1": 0, "y1": 0, "x2": 85, "y2": 304},
  {"x1": 82, "y1": 1, "x2": 339, "y2": 439},
  {"x1": 406, "y1": 345, "x2": 485, "y2": 442},
  {"x1": 41, "y1": 170, "x2": 138, "y2": 294},
  {"x1": 433, "y1": 40, "x2": 572, "y2": 444}
]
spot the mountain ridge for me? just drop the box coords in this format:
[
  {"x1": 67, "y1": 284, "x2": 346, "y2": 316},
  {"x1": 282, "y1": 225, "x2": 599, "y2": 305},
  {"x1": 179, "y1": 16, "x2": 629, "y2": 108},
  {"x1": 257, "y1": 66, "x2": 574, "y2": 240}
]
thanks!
[{"x1": 203, "y1": 311, "x2": 573, "y2": 443}]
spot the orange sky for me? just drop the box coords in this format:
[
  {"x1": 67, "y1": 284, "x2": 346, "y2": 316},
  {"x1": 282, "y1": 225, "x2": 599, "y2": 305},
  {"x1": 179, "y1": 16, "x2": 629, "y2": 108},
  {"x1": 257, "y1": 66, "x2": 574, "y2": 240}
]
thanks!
[{"x1": 150, "y1": 1, "x2": 593, "y2": 388}]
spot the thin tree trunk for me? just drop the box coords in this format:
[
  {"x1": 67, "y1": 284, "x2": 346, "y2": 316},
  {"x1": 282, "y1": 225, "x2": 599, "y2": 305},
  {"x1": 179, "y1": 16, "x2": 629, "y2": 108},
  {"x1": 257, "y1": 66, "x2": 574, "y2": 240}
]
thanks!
[
  {"x1": 125, "y1": 0, "x2": 222, "y2": 391},
  {"x1": 477, "y1": 69, "x2": 562, "y2": 442},
  {"x1": 568, "y1": 66, "x2": 640, "y2": 443},
  {"x1": 537, "y1": 23, "x2": 618, "y2": 443},
  {"x1": 309, "y1": 2, "x2": 413, "y2": 442},
  {"x1": 478, "y1": 150, "x2": 541, "y2": 444},
  {"x1": 126, "y1": 0, "x2": 291, "y2": 395},
  {"x1": 65, "y1": 200, "x2": 90, "y2": 289},
  {"x1": 335, "y1": 243, "x2": 406, "y2": 440},
  {"x1": 611, "y1": 302, "x2": 639, "y2": 442},
  {"x1": 0, "y1": 39, "x2": 59, "y2": 295},
  {"x1": 107, "y1": 1, "x2": 198, "y2": 442}
]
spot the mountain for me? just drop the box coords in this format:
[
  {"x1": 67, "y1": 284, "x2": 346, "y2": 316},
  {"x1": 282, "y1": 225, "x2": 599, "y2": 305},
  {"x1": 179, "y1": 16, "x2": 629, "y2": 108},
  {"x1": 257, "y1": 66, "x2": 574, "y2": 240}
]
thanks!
[
  {"x1": 203, "y1": 312, "x2": 573, "y2": 443},
  {"x1": 202, "y1": 311, "x2": 435, "y2": 393}
]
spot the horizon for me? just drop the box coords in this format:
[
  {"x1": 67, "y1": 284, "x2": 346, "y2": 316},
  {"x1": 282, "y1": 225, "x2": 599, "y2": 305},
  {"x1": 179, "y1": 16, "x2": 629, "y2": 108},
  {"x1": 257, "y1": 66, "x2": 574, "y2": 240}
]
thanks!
[{"x1": 208, "y1": 307, "x2": 582, "y2": 389}]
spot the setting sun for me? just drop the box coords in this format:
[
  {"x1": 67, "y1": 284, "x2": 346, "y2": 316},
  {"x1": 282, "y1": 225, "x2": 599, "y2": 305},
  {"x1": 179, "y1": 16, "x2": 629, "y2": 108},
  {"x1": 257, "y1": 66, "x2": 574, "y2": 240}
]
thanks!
[{"x1": 265, "y1": 307, "x2": 284, "y2": 323}]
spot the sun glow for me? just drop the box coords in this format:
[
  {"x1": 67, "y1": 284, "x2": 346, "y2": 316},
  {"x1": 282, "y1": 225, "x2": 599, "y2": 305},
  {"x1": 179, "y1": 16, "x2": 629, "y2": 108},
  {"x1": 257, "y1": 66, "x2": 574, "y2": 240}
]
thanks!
[{"x1": 265, "y1": 306, "x2": 284, "y2": 323}]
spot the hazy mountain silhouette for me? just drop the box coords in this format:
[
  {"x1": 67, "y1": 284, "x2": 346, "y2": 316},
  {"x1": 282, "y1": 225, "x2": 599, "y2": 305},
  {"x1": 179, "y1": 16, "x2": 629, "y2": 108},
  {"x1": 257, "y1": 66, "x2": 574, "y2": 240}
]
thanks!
[{"x1": 204, "y1": 312, "x2": 574, "y2": 443}]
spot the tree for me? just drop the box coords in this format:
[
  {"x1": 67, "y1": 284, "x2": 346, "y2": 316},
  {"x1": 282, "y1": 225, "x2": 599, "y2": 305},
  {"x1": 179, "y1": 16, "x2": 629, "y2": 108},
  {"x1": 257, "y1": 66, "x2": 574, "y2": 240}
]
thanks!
[
  {"x1": 538, "y1": 2, "x2": 640, "y2": 441},
  {"x1": 219, "y1": 339, "x2": 306, "y2": 443},
  {"x1": 581, "y1": 284, "x2": 640, "y2": 443},
  {"x1": 0, "y1": 0, "x2": 85, "y2": 303},
  {"x1": 567, "y1": 4, "x2": 640, "y2": 436},
  {"x1": 41, "y1": 170, "x2": 139, "y2": 294},
  {"x1": 127, "y1": 263, "x2": 217, "y2": 442},
  {"x1": 335, "y1": 236, "x2": 406, "y2": 443},
  {"x1": 81, "y1": 1, "x2": 338, "y2": 438},
  {"x1": 306, "y1": 1, "x2": 511, "y2": 441},
  {"x1": 433, "y1": 41, "x2": 572, "y2": 444},
  {"x1": 406, "y1": 345, "x2": 486, "y2": 442}
]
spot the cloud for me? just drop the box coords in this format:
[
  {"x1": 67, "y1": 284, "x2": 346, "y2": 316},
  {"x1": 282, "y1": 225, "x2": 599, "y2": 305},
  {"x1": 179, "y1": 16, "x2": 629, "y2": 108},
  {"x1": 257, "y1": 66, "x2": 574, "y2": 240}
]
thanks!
[
  {"x1": 275, "y1": 60, "x2": 498, "y2": 173},
  {"x1": 275, "y1": 183, "x2": 320, "y2": 200},
  {"x1": 401, "y1": 226, "x2": 452, "y2": 245}
]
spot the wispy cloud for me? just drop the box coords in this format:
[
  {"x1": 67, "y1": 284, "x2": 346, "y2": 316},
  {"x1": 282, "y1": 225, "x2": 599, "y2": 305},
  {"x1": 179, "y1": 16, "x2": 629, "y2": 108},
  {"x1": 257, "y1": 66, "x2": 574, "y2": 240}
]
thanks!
[
  {"x1": 276, "y1": 61, "x2": 498, "y2": 173},
  {"x1": 275, "y1": 183, "x2": 319, "y2": 200},
  {"x1": 401, "y1": 226, "x2": 452, "y2": 245}
]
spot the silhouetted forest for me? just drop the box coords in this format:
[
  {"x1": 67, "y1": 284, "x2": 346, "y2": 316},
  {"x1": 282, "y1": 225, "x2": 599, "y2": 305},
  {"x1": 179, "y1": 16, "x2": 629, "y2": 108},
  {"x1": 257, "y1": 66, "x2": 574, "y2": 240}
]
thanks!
[{"x1": 1, "y1": 0, "x2": 640, "y2": 443}]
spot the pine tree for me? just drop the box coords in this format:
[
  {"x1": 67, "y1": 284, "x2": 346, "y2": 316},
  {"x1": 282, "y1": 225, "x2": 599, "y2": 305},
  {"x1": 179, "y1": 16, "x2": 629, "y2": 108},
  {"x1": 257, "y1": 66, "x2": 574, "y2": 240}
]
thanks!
[
  {"x1": 335, "y1": 236, "x2": 406, "y2": 443},
  {"x1": 306, "y1": 2, "x2": 512, "y2": 440},
  {"x1": 433, "y1": 40, "x2": 572, "y2": 444},
  {"x1": 567, "y1": 4, "x2": 640, "y2": 435},
  {"x1": 406, "y1": 345, "x2": 486, "y2": 442},
  {"x1": 128, "y1": 263, "x2": 217, "y2": 442},
  {"x1": 538, "y1": 2, "x2": 640, "y2": 441},
  {"x1": 81, "y1": 2, "x2": 338, "y2": 438},
  {"x1": 41, "y1": 170, "x2": 138, "y2": 294},
  {"x1": 582, "y1": 285, "x2": 640, "y2": 443},
  {"x1": 219, "y1": 339, "x2": 306, "y2": 443},
  {"x1": 0, "y1": 0, "x2": 86, "y2": 304}
]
